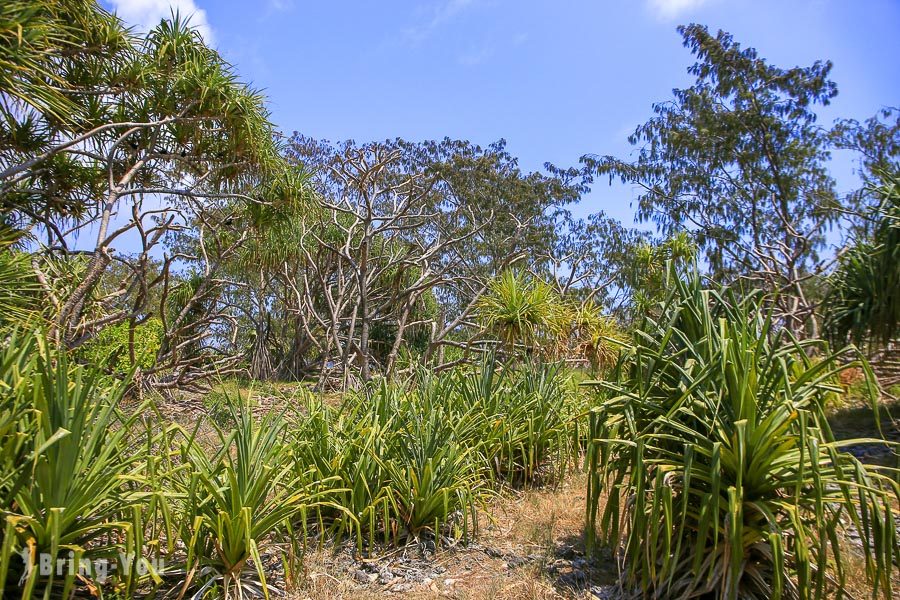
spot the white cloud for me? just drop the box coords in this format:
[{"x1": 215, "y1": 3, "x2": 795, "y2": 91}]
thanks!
[
  {"x1": 266, "y1": 0, "x2": 294, "y2": 12},
  {"x1": 404, "y1": 0, "x2": 478, "y2": 44},
  {"x1": 647, "y1": 0, "x2": 712, "y2": 20},
  {"x1": 107, "y1": 0, "x2": 214, "y2": 44}
]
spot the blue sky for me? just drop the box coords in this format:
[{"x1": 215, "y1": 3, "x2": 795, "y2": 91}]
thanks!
[{"x1": 104, "y1": 0, "x2": 900, "y2": 231}]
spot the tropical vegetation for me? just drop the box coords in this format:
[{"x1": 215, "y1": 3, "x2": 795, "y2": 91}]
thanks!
[{"x1": 0, "y1": 1, "x2": 898, "y2": 599}]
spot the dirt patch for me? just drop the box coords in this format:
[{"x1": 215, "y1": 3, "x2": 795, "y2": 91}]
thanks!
[
  {"x1": 827, "y1": 395, "x2": 900, "y2": 468},
  {"x1": 286, "y1": 473, "x2": 618, "y2": 599}
]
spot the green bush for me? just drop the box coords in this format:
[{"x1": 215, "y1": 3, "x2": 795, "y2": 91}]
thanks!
[
  {"x1": 0, "y1": 331, "x2": 161, "y2": 598},
  {"x1": 289, "y1": 357, "x2": 582, "y2": 550},
  {"x1": 170, "y1": 405, "x2": 334, "y2": 599},
  {"x1": 0, "y1": 332, "x2": 582, "y2": 597},
  {"x1": 290, "y1": 381, "x2": 491, "y2": 549},
  {"x1": 585, "y1": 269, "x2": 898, "y2": 599},
  {"x1": 79, "y1": 318, "x2": 163, "y2": 374}
]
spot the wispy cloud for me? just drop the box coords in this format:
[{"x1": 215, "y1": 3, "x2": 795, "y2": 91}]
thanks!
[
  {"x1": 457, "y1": 32, "x2": 528, "y2": 67},
  {"x1": 267, "y1": 0, "x2": 293, "y2": 11},
  {"x1": 646, "y1": 0, "x2": 712, "y2": 20},
  {"x1": 458, "y1": 43, "x2": 493, "y2": 66},
  {"x1": 403, "y1": 0, "x2": 479, "y2": 44},
  {"x1": 107, "y1": 0, "x2": 214, "y2": 44}
]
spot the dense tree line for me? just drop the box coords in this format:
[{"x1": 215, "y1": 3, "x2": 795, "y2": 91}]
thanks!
[{"x1": 1, "y1": 2, "x2": 898, "y2": 392}]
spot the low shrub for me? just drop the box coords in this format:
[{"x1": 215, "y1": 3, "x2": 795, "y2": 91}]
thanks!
[
  {"x1": 78, "y1": 318, "x2": 164, "y2": 375},
  {"x1": 289, "y1": 356, "x2": 582, "y2": 551},
  {"x1": 585, "y1": 270, "x2": 899, "y2": 599},
  {"x1": 0, "y1": 332, "x2": 159, "y2": 598},
  {"x1": 170, "y1": 405, "x2": 336, "y2": 599},
  {"x1": 0, "y1": 332, "x2": 582, "y2": 597}
]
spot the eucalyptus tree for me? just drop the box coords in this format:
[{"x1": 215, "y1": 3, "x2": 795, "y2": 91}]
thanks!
[{"x1": 586, "y1": 24, "x2": 841, "y2": 336}]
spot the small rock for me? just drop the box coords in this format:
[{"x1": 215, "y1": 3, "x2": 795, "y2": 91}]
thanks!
[
  {"x1": 391, "y1": 582, "x2": 413, "y2": 593},
  {"x1": 378, "y1": 567, "x2": 395, "y2": 584},
  {"x1": 506, "y1": 555, "x2": 527, "y2": 568},
  {"x1": 559, "y1": 569, "x2": 588, "y2": 588},
  {"x1": 548, "y1": 560, "x2": 567, "y2": 574},
  {"x1": 352, "y1": 569, "x2": 377, "y2": 584},
  {"x1": 444, "y1": 578, "x2": 457, "y2": 587},
  {"x1": 590, "y1": 584, "x2": 618, "y2": 599}
]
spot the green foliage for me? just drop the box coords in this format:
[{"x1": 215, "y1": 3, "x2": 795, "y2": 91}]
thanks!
[
  {"x1": 397, "y1": 137, "x2": 586, "y2": 279},
  {"x1": 585, "y1": 24, "x2": 839, "y2": 335},
  {"x1": 0, "y1": 332, "x2": 348, "y2": 599},
  {"x1": 0, "y1": 232, "x2": 41, "y2": 329},
  {"x1": 585, "y1": 269, "x2": 898, "y2": 599},
  {"x1": 3, "y1": 353, "x2": 578, "y2": 595},
  {"x1": 79, "y1": 318, "x2": 163, "y2": 373},
  {"x1": 477, "y1": 271, "x2": 626, "y2": 369},
  {"x1": 0, "y1": 0, "x2": 130, "y2": 128},
  {"x1": 557, "y1": 301, "x2": 626, "y2": 373},
  {"x1": 831, "y1": 107, "x2": 900, "y2": 193},
  {"x1": 454, "y1": 359, "x2": 582, "y2": 484},
  {"x1": 2, "y1": 1, "x2": 306, "y2": 368},
  {"x1": 626, "y1": 233, "x2": 697, "y2": 318},
  {"x1": 290, "y1": 357, "x2": 582, "y2": 549},
  {"x1": 824, "y1": 172, "x2": 900, "y2": 350},
  {"x1": 2, "y1": 2, "x2": 291, "y2": 220},
  {"x1": 171, "y1": 404, "x2": 332, "y2": 599},
  {"x1": 0, "y1": 330, "x2": 159, "y2": 598},
  {"x1": 477, "y1": 270, "x2": 565, "y2": 352}
]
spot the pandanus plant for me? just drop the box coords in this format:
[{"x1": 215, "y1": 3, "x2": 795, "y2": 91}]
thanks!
[
  {"x1": 823, "y1": 172, "x2": 900, "y2": 351},
  {"x1": 585, "y1": 268, "x2": 899, "y2": 599},
  {"x1": 477, "y1": 270, "x2": 565, "y2": 354},
  {"x1": 0, "y1": 332, "x2": 157, "y2": 599},
  {"x1": 173, "y1": 402, "x2": 336, "y2": 599}
]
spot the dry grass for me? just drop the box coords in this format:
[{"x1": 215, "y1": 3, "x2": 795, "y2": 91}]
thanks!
[
  {"x1": 284, "y1": 469, "x2": 893, "y2": 600},
  {"x1": 480, "y1": 474, "x2": 587, "y2": 556},
  {"x1": 285, "y1": 472, "x2": 613, "y2": 600}
]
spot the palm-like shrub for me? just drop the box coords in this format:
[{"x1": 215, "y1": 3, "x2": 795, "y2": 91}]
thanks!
[
  {"x1": 290, "y1": 393, "x2": 386, "y2": 546},
  {"x1": 291, "y1": 380, "x2": 491, "y2": 549},
  {"x1": 455, "y1": 357, "x2": 578, "y2": 484},
  {"x1": 0, "y1": 332, "x2": 152, "y2": 598},
  {"x1": 0, "y1": 332, "x2": 36, "y2": 511},
  {"x1": 0, "y1": 232, "x2": 42, "y2": 330},
  {"x1": 289, "y1": 358, "x2": 580, "y2": 551},
  {"x1": 477, "y1": 270, "x2": 564, "y2": 352},
  {"x1": 378, "y1": 379, "x2": 488, "y2": 543},
  {"x1": 172, "y1": 404, "x2": 328, "y2": 599},
  {"x1": 585, "y1": 270, "x2": 898, "y2": 599},
  {"x1": 562, "y1": 301, "x2": 625, "y2": 373},
  {"x1": 824, "y1": 172, "x2": 900, "y2": 350}
]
